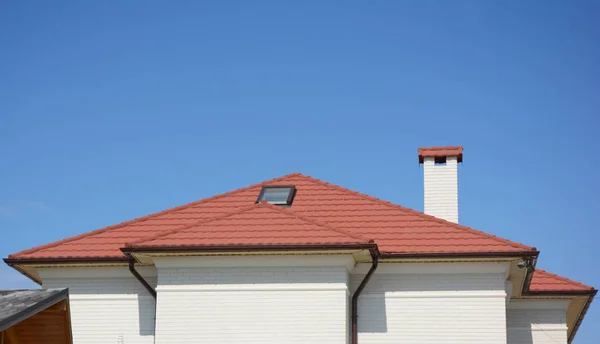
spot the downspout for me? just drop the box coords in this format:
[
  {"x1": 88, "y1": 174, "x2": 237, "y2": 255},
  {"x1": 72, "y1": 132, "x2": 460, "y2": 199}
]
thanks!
[
  {"x1": 351, "y1": 247, "x2": 379, "y2": 344},
  {"x1": 127, "y1": 255, "x2": 157, "y2": 299},
  {"x1": 127, "y1": 254, "x2": 158, "y2": 344},
  {"x1": 522, "y1": 257, "x2": 536, "y2": 294}
]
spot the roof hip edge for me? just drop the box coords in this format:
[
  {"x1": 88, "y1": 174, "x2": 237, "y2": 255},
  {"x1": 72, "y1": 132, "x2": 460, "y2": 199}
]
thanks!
[
  {"x1": 259, "y1": 201, "x2": 372, "y2": 243},
  {"x1": 125, "y1": 202, "x2": 268, "y2": 247},
  {"x1": 127, "y1": 200, "x2": 370, "y2": 249}
]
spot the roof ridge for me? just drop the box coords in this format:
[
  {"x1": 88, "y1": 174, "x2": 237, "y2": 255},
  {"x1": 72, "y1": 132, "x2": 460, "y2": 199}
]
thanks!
[
  {"x1": 294, "y1": 173, "x2": 537, "y2": 252},
  {"x1": 129, "y1": 201, "x2": 369, "y2": 248},
  {"x1": 535, "y1": 269, "x2": 595, "y2": 290},
  {"x1": 10, "y1": 173, "x2": 303, "y2": 258}
]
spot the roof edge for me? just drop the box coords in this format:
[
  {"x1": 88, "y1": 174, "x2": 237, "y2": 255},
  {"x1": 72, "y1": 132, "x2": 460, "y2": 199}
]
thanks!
[
  {"x1": 122, "y1": 243, "x2": 378, "y2": 254},
  {"x1": 525, "y1": 289, "x2": 598, "y2": 296},
  {"x1": 5, "y1": 249, "x2": 539, "y2": 264},
  {"x1": 379, "y1": 250, "x2": 539, "y2": 259},
  {"x1": 4, "y1": 256, "x2": 128, "y2": 265},
  {"x1": 3, "y1": 262, "x2": 42, "y2": 285},
  {"x1": 4, "y1": 256, "x2": 130, "y2": 285}
]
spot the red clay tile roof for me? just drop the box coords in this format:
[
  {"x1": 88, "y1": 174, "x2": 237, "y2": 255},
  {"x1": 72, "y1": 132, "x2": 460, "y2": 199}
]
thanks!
[
  {"x1": 530, "y1": 269, "x2": 596, "y2": 292},
  {"x1": 8, "y1": 172, "x2": 535, "y2": 260},
  {"x1": 129, "y1": 201, "x2": 368, "y2": 248},
  {"x1": 7, "y1": 172, "x2": 592, "y2": 293},
  {"x1": 418, "y1": 146, "x2": 463, "y2": 163}
]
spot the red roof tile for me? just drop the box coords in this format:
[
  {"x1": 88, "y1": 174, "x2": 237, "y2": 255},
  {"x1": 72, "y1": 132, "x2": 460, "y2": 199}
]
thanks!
[
  {"x1": 10, "y1": 173, "x2": 532, "y2": 257},
  {"x1": 129, "y1": 201, "x2": 368, "y2": 248},
  {"x1": 9, "y1": 173, "x2": 536, "y2": 259},
  {"x1": 7, "y1": 173, "x2": 592, "y2": 293},
  {"x1": 530, "y1": 269, "x2": 596, "y2": 292},
  {"x1": 418, "y1": 146, "x2": 463, "y2": 163}
]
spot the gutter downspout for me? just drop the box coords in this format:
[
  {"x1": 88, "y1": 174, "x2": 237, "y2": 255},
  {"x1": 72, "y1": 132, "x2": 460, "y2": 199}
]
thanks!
[
  {"x1": 127, "y1": 255, "x2": 157, "y2": 299},
  {"x1": 522, "y1": 256, "x2": 536, "y2": 294},
  {"x1": 351, "y1": 248, "x2": 379, "y2": 344},
  {"x1": 127, "y1": 254, "x2": 158, "y2": 344}
]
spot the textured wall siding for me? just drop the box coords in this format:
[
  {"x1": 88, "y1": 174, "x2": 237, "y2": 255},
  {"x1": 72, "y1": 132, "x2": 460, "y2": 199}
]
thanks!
[
  {"x1": 153, "y1": 257, "x2": 351, "y2": 344},
  {"x1": 506, "y1": 300, "x2": 569, "y2": 344},
  {"x1": 423, "y1": 156, "x2": 459, "y2": 223},
  {"x1": 36, "y1": 260, "x2": 545, "y2": 344},
  {"x1": 39, "y1": 267, "x2": 157, "y2": 344},
  {"x1": 351, "y1": 263, "x2": 509, "y2": 344}
]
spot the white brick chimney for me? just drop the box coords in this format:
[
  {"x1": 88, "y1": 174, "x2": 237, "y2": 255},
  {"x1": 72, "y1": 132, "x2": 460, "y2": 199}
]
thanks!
[{"x1": 418, "y1": 146, "x2": 463, "y2": 223}]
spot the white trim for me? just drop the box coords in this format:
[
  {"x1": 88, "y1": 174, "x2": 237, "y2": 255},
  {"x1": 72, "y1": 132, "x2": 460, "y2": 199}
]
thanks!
[
  {"x1": 38, "y1": 266, "x2": 157, "y2": 279},
  {"x1": 508, "y1": 299, "x2": 570, "y2": 310},
  {"x1": 69, "y1": 294, "x2": 155, "y2": 300},
  {"x1": 360, "y1": 291, "x2": 507, "y2": 299},
  {"x1": 156, "y1": 285, "x2": 349, "y2": 292},
  {"x1": 505, "y1": 281, "x2": 513, "y2": 302},
  {"x1": 153, "y1": 255, "x2": 356, "y2": 271},
  {"x1": 351, "y1": 262, "x2": 510, "y2": 275},
  {"x1": 509, "y1": 326, "x2": 568, "y2": 331}
]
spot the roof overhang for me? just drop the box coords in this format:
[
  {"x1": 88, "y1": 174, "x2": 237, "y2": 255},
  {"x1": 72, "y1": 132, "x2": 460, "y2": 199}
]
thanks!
[
  {"x1": 3, "y1": 257, "x2": 129, "y2": 285},
  {"x1": 122, "y1": 243, "x2": 379, "y2": 265},
  {"x1": 4, "y1": 248, "x2": 539, "y2": 283},
  {"x1": 379, "y1": 250, "x2": 539, "y2": 260},
  {"x1": 121, "y1": 243, "x2": 378, "y2": 254},
  {"x1": 510, "y1": 253, "x2": 596, "y2": 344},
  {"x1": 517, "y1": 289, "x2": 597, "y2": 343}
]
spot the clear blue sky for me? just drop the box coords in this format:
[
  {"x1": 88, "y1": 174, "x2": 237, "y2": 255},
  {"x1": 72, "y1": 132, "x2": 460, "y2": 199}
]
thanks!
[{"x1": 1, "y1": 1, "x2": 598, "y2": 342}]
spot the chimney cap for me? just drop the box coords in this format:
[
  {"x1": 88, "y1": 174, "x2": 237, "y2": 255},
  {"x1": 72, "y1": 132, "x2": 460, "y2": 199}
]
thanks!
[{"x1": 418, "y1": 146, "x2": 463, "y2": 163}]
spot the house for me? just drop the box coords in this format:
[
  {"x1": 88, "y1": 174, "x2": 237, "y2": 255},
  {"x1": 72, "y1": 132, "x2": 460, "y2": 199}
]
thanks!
[
  {"x1": 3, "y1": 146, "x2": 595, "y2": 344},
  {"x1": 0, "y1": 288, "x2": 72, "y2": 344}
]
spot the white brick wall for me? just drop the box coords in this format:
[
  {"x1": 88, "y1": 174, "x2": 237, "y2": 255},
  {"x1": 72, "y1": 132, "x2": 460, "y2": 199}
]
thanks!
[
  {"x1": 351, "y1": 262, "x2": 510, "y2": 344},
  {"x1": 152, "y1": 255, "x2": 353, "y2": 344},
  {"x1": 39, "y1": 266, "x2": 157, "y2": 344},
  {"x1": 507, "y1": 300, "x2": 569, "y2": 344},
  {"x1": 423, "y1": 156, "x2": 459, "y2": 223}
]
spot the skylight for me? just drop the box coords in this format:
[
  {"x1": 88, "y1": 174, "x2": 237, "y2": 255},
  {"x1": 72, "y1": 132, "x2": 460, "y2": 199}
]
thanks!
[{"x1": 257, "y1": 185, "x2": 296, "y2": 206}]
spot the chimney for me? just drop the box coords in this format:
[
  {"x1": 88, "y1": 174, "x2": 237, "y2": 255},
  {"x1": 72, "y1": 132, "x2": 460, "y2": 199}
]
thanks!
[{"x1": 418, "y1": 146, "x2": 463, "y2": 223}]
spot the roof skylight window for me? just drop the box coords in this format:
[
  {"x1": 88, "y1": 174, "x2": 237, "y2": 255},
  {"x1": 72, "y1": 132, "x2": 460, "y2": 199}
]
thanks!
[{"x1": 257, "y1": 185, "x2": 296, "y2": 206}]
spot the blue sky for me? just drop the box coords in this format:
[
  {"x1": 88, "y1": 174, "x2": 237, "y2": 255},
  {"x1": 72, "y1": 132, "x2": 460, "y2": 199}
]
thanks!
[{"x1": 1, "y1": 1, "x2": 599, "y2": 342}]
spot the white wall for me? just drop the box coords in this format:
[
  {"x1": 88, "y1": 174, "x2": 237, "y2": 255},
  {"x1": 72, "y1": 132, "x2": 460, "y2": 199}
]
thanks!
[
  {"x1": 506, "y1": 300, "x2": 569, "y2": 344},
  {"x1": 39, "y1": 266, "x2": 157, "y2": 344},
  {"x1": 152, "y1": 255, "x2": 354, "y2": 344},
  {"x1": 351, "y1": 262, "x2": 510, "y2": 344},
  {"x1": 423, "y1": 156, "x2": 459, "y2": 223},
  {"x1": 36, "y1": 259, "x2": 534, "y2": 344}
]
